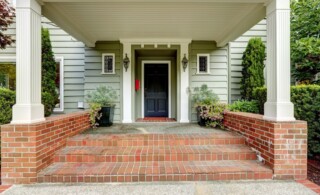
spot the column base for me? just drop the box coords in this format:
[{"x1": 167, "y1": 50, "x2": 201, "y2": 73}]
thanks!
[
  {"x1": 122, "y1": 120, "x2": 133, "y2": 124},
  {"x1": 179, "y1": 119, "x2": 190, "y2": 123},
  {"x1": 263, "y1": 101, "x2": 295, "y2": 122},
  {"x1": 11, "y1": 104, "x2": 45, "y2": 124}
]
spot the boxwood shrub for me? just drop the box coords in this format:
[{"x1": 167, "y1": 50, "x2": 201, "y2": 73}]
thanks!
[
  {"x1": 0, "y1": 87, "x2": 15, "y2": 125},
  {"x1": 228, "y1": 100, "x2": 260, "y2": 114},
  {"x1": 252, "y1": 85, "x2": 320, "y2": 156}
]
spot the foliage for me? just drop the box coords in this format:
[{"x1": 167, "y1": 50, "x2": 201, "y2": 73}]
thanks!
[
  {"x1": 86, "y1": 86, "x2": 117, "y2": 128},
  {"x1": 192, "y1": 84, "x2": 219, "y2": 107},
  {"x1": 85, "y1": 85, "x2": 117, "y2": 107},
  {"x1": 0, "y1": 0, "x2": 15, "y2": 49},
  {"x1": 228, "y1": 100, "x2": 259, "y2": 114},
  {"x1": 0, "y1": 63, "x2": 16, "y2": 90},
  {"x1": 252, "y1": 85, "x2": 320, "y2": 156},
  {"x1": 252, "y1": 87, "x2": 267, "y2": 114},
  {"x1": 199, "y1": 103, "x2": 227, "y2": 129},
  {"x1": 42, "y1": 28, "x2": 58, "y2": 116},
  {"x1": 291, "y1": 37, "x2": 320, "y2": 84},
  {"x1": 0, "y1": 87, "x2": 15, "y2": 125},
  {"x1": 88, "y1": 102, "x2": 102, "y2": 128},
  {"x1": 42, "y1": 92, "x2": 56, "y2": 117},
  {"x1": 240, "y1": 38, "x2": 266, "y2": 100},
  {"x1": 291, "y1": 0, "x2": 320, "y2": 83}
]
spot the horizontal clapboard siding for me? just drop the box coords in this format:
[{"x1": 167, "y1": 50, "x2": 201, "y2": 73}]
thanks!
[
  {"x1": 0, "y1": 18, "x2": 86, "y2": 114},
  {"x1": 190, "y1": 41, "x2": 229, "y2": 122},
  {"x1": 229, "y1": 19, "x2": 266, "y2": 102},
  {"x1": 84, "y1": 41, "x2": 122, "y2": 122}
]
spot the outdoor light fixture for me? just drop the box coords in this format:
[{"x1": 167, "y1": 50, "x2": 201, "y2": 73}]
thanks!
[
  {"x1": 123, "y1": 53, "x2": 130, "y2": 72},
  {"x1": 182, "y1": 54, "x2": 189, "y2": 72}
]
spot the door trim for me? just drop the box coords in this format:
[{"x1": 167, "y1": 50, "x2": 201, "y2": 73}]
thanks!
[{"x1": 142, "y1": 60, "x2": 171, "y2": 118}]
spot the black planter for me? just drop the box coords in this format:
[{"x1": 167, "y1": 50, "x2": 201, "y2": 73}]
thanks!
[
  {"x1": 97, "y1": 106, "x2": 114, "y2": 127},
  {"x1": 198, "y1": 117, "x2": 208, "y2": 126}
]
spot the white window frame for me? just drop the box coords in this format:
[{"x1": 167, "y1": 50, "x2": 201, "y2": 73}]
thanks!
[
  {"x1": 101, "y1": 53, "x2": 115, "y2": 74},
  {"x1": 197, "y1": 54, "x2": 210, "y2": 74},
  {"x1": 53, "y1": 56, "x2": 64, "y2": 112}
]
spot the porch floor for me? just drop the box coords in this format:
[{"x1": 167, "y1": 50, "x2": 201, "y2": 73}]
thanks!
[{"x1": 81, "y1": 123, "x2": 225, "y2": 135}]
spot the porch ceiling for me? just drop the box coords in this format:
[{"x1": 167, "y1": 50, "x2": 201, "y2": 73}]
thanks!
[{"x1": 41, "y1": 0, "x2": 269, "y2": 47}]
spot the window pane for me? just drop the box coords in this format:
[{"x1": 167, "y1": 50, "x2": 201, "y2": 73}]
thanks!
[
  {"x1": 104, "y1": 55, "x2": 114, "y2": 73},
  {"x1": 55, "y1": 61, "x2": 61, "y2": 109},
  {"x1": 199, "y1": 56, "x2": 207, "y2": 72},
  {"x1": 0, "y1": 63, "x2": 16, "y2": 90}
]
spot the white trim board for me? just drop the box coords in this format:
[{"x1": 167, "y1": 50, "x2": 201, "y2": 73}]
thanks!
[{"x1": 141, "y1": 60, "x2": 171, "y2": 119}]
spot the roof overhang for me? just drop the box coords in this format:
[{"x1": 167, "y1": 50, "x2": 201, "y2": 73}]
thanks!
[{"x1": 40, "y1": 0, "x2": 271, "y2": 47}]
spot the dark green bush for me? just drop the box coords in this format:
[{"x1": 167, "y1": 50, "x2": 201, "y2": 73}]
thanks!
[
  {"x1": 42, "y1": 28, "x2": 58, "y2": 117},
  {"x1": 228, "y1": 100, "x2": 260, "y2": 114},
  {"x1": 252, "y1": 85, "x2": 320, "y2": 156},
  {"x1": 0, "y1": 87, "x2": 15, "y2": 125},
  {"x1": 240, "y1": 38, "x2": 266, "y2": 100},
  {"x1": 253, "y1": 87, "x2": 267, "y2": 114}
]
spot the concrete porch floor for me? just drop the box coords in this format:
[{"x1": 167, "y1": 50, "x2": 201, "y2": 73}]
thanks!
[{"x1": 82, "y1": 123, "x2": 225, "y2": 135}]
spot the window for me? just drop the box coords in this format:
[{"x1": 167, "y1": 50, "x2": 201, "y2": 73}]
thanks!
[
  {"x1": 54, "y1": 57, "x2": 64, "y2": 112},
  {"x1": 197, "y1": 54, "x2": 210, "y2": 74},
  {"x1": 0, "y1": 63, "x2": 16, "y2": 90},
  {"x1": 102, "y1": 53, "x2": 115, "y2": 74}
]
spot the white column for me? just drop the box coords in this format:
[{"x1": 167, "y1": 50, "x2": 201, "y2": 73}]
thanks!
[
  {"x1": 263, "y1": 0, "x2": 295, "y2": 121},
  {"x1": 180, "y1": 42, "x2": 191, "y2": 123},
  {"x1": 11, "y1": 0, "x2": 45, "y2": 124},
  {"x1": 121, "y1": 42, "x2": 133, "y2": 123}
]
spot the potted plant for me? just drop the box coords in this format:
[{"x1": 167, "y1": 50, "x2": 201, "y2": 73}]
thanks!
[
  {"x1": 85, "y1": 86, "x2": 117, "y2": 128},
  {"x1": 192, "y1": 84, "x2": 219, "y2": 126}
]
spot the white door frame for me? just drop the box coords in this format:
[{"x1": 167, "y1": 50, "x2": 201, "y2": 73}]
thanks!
[{"x1": 141, "y1": 60, "x2": 171, "y2": 118}]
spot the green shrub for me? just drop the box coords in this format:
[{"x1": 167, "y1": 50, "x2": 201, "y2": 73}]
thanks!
[
  {"x1": 253, "y1": 87, "x2": 267, "y2": 114},
  {"x1": 240, "y1": 38, "x2": 266, "y2": 100},
  {"x1": 0, "y1": 87, "x2": 15, "y2": 125},
  {"x1": 192, "y1": 84, "x2": 219, "y2": 107},
  {"x1": 252, "y1": 85, "x2": 320, "y2": 156},
  {"x1": 42, "y1": 28, "x2": 58, "y2": 117},
  {"x1": 42, "y1": 92, "x2": 56, "y2": 117},
  {"x1": 199, "y1": 103, "x2": 227, "y2": 129},
  {"x1": 228, "y1": 100, "x2": 259, "y2": 114}
]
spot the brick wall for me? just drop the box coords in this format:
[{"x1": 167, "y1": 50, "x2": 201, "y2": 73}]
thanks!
[
  {"x1": 224, "y1": 111, "x2": 308, "y2": 180},
  {"x1": 1, "y1": 111, "x2": 90, "y2": 184}
]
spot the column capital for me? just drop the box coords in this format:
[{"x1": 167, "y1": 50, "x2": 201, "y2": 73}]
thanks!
[
  {"x1": 266, "y1": 0, "x2": 290, "y2": 16},
  {"x1": 16, "y1": 0, "x2": 41, "y2": 14}
]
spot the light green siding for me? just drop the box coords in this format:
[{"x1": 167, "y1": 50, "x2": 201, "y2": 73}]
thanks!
[
  {"x1": 190, "y1": 41, "x2": 229, "y2": 122},
  {"x1": 0, "y1": 18, "x2": 86, "y2": 114},
  {"x1": 229, "y1": 19, "x2": 266, "y2": 102},
  {"x1": 84, "y1": 42, "x2": 122, "y2": 122}
]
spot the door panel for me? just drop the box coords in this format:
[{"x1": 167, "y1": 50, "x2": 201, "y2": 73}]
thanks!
[{"x1": 144, "y1": 64, "x2": 168, "y2": 117}]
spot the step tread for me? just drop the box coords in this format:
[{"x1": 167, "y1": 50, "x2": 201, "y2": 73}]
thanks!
[
  {"x1": 38, "y1": 160, "x2": 272, "y2": 177},
  {"x1": 57, "y1": 145, "x2": 255, "y2": 155}
]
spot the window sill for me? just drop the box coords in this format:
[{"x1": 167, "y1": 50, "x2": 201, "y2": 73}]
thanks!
[{"x1": 101, "y1": 72, "x2": 116, "y2": 75}]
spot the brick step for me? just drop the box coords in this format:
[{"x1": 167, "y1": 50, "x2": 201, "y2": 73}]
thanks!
[
  {"x1": 37, "y1": 160, "x2": 273, "y2": 183},
  {"x1": 54, "y1": 145, "x2": 257, "y2": 163},
  {"x1": 67, "y1": 133, "x2": 245, "y2": 147}
]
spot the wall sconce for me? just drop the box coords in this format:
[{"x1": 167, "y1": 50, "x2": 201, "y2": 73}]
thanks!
[
  {"x1": 182, "y1": 54, "x2": 188, "y2": 72},
  {"x1": 123, "y1": 53, "x2": 130, "y2": 72}
]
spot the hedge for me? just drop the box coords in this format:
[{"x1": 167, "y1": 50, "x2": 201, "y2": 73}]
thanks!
[
  {"x1": 0, "y1": 87, "x2": 15, "y2": 125},
  {"x1": 253, "y1": 85, "x2": 320, "y2": 156},
  {"x1": 228, "y1": 100, "x2": 260, "y2": 114}
]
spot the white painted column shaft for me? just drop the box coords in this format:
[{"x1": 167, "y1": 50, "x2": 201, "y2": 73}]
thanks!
[
  {"x1": 11, "y1": 0, "x2": 45, "y2": 124},
  {"x1": 264, "y1": 0, "x2": 295, "y2": 121},
  {"x1": 180, "y1": 42, "x2": 191, "y2": 123},
  {"x1": 121, "y1": 43, "x2": 133, "y2": 123}
]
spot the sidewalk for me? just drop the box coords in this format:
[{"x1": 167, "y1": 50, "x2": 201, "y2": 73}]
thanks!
[{"x1": 2, "y1": 180, "x2": 318, "y2": 195}]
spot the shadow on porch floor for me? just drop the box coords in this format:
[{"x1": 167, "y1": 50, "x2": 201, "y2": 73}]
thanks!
[{"x1": 81, "y1": 123, "x2": 226, "y2": 135}]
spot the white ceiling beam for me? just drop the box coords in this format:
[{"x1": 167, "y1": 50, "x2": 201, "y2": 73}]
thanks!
[
  {"x1": 216, "y1": 4, "x2": 266, "y2": 47},
  {"x1": 42, "y1": 3, "x2": 96, "y2": 47}
]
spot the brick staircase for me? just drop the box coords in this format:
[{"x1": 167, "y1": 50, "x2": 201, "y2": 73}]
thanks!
[{"x1": 37, "y1": 132, "x2": 273, "y2": 183}]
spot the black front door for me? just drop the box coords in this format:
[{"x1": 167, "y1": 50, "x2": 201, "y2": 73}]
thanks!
[{"x1": 144, "y1": 64, "x2": 168, "y2": 117}]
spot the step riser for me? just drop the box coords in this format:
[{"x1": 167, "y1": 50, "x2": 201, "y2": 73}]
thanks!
[
  {"x1": 54, "y1": 152, "x2": 257, "y2": 163},
  {"x1": 38, "y1": 172, "x2": 272, "y2": 183},
  {"x1": 67, "y1": 138, "x2": 245, "y2": 147}
]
